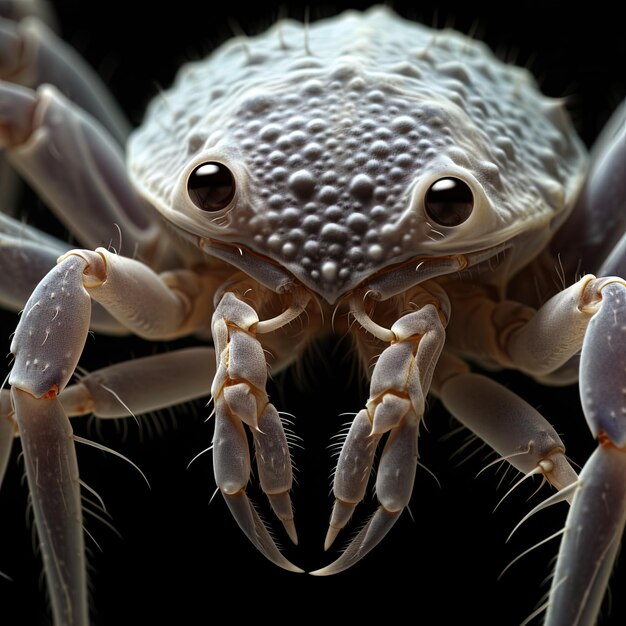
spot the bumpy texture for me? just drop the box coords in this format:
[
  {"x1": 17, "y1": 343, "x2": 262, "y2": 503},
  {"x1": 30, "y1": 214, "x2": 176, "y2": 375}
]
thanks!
[{"x1": 128, "y1": 6, "x2": 586, "y2": 301}]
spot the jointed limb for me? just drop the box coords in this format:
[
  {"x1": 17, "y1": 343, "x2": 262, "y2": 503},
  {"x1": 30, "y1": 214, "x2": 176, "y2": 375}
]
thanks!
[
  {"x1": 443, "y1": 274, "x2": 626, "y2": 626},
  {"x1": 7, "y1": 248, "x2": 223, "y2": 624},
  {"x1": 0, "y1": 80, "x2": 173, "y2": 266},
  {"x1": 313, "y1": 287, "x2": 448, "y2": 575},
  {"x1": 210, "y1": 286, "x2": 310, "y2": 571}
]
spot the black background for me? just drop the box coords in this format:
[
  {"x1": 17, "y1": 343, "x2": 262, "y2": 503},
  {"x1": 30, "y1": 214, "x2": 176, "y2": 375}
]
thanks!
[{"x1": 1, "y1": 1, "x2": 625, "y2": 625}]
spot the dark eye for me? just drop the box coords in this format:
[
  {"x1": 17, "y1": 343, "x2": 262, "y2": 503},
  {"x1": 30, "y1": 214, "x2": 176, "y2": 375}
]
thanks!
[
  {"x1": 187, "y1": 162, "x2": 235, "y2": 211},
  {"x1": 424, "y1": 177, "x2": 473, "y2": 227}
]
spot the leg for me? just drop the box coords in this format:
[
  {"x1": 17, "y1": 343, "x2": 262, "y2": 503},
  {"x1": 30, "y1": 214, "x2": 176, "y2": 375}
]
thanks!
[
  {"x1": 0, "y1": 0, "x2": 60, "y2": 216},
  {"x1": 8, "y1": 255, "x2": 93, "y2": 626},
  {"x1": 312, "y1": 290, "x2": 447, "y2": 575},
  {"x1": 0, "y1": 212, "x2": 127, "y2": 334},
  {"x1": 542, "y1": 280, "x2": 626, "y2": 626},
  {"x1": 510, "y1": 104, "x2": 626, "y2": 625},
  {"x1": 210, "y1": 287, "x2": 309, "y2": 572},
  {"x1": 7, "y1": 250, "x2": 221, "y2": 624},
  {"x1": 0, "y1": 12, "x2": 130, "y2": 144},
  {"x1": 448, "y1": 275, "x2": 626, "y2": 624},
  {"x1": 0, "y1": 389, "x2": 14, "y2": 493},
  {"x1": 0, "y1": 346, "x2": 218, "y2": 617},
  {"x1": 439, "y1": 372, "x2": 579, "y2": 495},
  {"x1": 0, "y1": 81, "x2": 174, "y2": 268},
  {"x1": 58, "y1": 347, "x2": 216, "y2": 419},
  {"x1": 550, "y1": 100, "x2": 626, "y2": 281}
]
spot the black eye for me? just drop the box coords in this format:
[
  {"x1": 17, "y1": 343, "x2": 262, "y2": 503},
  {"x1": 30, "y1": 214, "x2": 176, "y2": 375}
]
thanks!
[
  {"x1": 187, "y1": 162, "x2": 235, "y2": 211},
  {"x1": 424, "y1": 177, "x2": 473, "y2": 227}
]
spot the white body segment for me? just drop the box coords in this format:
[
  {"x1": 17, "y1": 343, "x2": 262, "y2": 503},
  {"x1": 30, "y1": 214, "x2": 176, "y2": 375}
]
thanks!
[{"x1": 128, "y1": 7, "x2": 586, "y2": 302}]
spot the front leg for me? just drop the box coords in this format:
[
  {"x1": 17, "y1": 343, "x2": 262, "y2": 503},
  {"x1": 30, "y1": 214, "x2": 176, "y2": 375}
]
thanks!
[
  {"x1": 543, "y1": 279, "x2": 626, "y2": 626},
  {"x1": 9, "y1": 255, "x2": 94, "y2": 626},
  {"x1": 312, "y1": 288, "x2": 447, "y2": 575},
  {"x1": 8, "y1": 249, "x2": 220, "y2": 625},
  {"x1": 445, "y1": 275, "x2": 626, "y2": 625},
  {"x1": 210, "y1": 287, "x2": 309, "y2": 572}
]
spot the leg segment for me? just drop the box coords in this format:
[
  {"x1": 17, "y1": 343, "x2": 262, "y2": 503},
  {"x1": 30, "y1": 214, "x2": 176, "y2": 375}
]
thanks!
[
  {"x1": 59, "y1": 347, "x2": 216, "y2": 419},
  {"x1": 445, "y1": 277, "x2": 626, "y2": 624},
  {"x1": 7, "y1": 248, "x2": 222, "y2": 623},
  {"x1": 2, "y1": 346, "x2": 215, "y2": 487},
  {"x1": 0, "y1": 0, "x2": 59, "y2": 216},
  {"x1": 312, "y1": 294, "x2": 447, "y2": 575},
  {"x1": 0, "y1": 211, "x2": 69, "y2": 310},
  {"x1": 0, "y1": 213, "x2": 127, "y2": 334},
  {"x1": 210, "y1": 289, "x2": 309, "y2": 572},
  {"x1": 9, "y1": 254, "x2": 92, "y2": 626},
  {"x1": 12, "y1": 389, "x2": 86, "y2": 626},
  {"x1": 0, "y1": 15, "x2": 130, "y2": 144},
  {"x1": 0, "y1": 81, "x2": 172, "y2": 266},
  {"x1": 542, "y1": 280, "x2": 626, "y2": 626},
  {"x1": 439, "y1": 373, "x2": 578, "y2": 494},
  {"x1": 551, "y1": 100, "x2": 626, "y2": 280},
  {"x1": 0, "y1": 389, "x2": 14, "y2": 492}
]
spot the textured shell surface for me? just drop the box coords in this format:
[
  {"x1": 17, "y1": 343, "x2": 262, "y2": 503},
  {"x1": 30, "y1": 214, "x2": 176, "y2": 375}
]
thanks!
[{"x1": 128, "y1": 5, "x2": 587, "y2": 302}]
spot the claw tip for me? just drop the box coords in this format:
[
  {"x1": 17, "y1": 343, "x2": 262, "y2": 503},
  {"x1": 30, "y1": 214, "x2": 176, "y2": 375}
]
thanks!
[
  {"x1": 282, "y1": 518, "x2": 299, "y2": 545},
  {"x1": 324, "y1": 525, "x2": 340, "y2": 551}
]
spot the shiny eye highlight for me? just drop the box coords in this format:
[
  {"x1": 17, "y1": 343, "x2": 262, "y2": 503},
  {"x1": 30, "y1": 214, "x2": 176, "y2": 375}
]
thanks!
[
  {"x1": 424, "y1": 177, "x2": 473, "y2": 227},
  {"x1": 187, "y1": 162, "x2": 235, "y2": 211}
]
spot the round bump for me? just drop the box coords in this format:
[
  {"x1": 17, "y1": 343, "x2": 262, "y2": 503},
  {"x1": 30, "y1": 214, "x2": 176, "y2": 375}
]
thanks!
[
  {"x1": 346, "y1": 213, "x2": 369, "y2": 233},
  {"x1": 321, "y1": 223, "x2": 347, "y2": 240},
  {"x1": 306, "y1": 118, "x2": 327, "y2": 134},
  {"x1": 303, "y1": 142, "x2": 324, "y2": 160},
  {"x1": 286, "y1": 115, "x2": 307, "y2": 129},
  {"x1": 269, "y1": 150, "x2": 287, "y2": 164},
  {"x1": 187, "y1": 162, "x2": 235, "y2": 212},
  {"x1": 374, "y1": 186, "x2": 388, "y2": 202},
  {"x1": 271, "y1": 166, "x2": 288, "y2": 181},
  {"x1": 328, "y1": 244, "x2": 344, "y2": 257},
  {"x1": 303, "y1": 215, "x2": 321, "y2": 232},
  {"x1": 367, "y1": 90, "x2": 385, "y2": 103},
  {"x1": 302, "y1": 79, "x2": 324, "y2": 94},
  {"x1": 319, "y1": 186, "x2": 340, "y2": 203},
  {"x1": 288, "y1": 228, "x2": 306, "y2": 242},
  {"x1": 268, "y1": 194, "x2": 285, "y2": 209},
  {"x1": 282, "y1": 242, "x2": 297, "y2": 258},
  {"x1": 267, "y1": 234, "x2": 283, "y2": 250},
  {"x1": 321, "y1": 261, "x2": 338, "y2": 281},
  {"x1": 366, "y1": 159, "x2": 382, "y2": 173},
  {"x1": 367, "y1": 244, "x2": 384, "y2": 260},
  {"x1": 324, "y1": 206, "x2": 343, "y2": 222},
  {"x1": 370, "y1": 206, "x2": 388, "y2": 220},
  {"x1": 392, "y1": 137, "x2": 412, "y2": 152},
  {"x1": 370, "y1": 140, "x2": 391, "y2": 157},
  {"x1": 288, "y1": 170, "x2": 316, "y2": 198},
  {"x1": 374, "y1": 127, "x2": 392, "y2": 140},
  {"x1": 348, "y1": 77, "x2": 366, "y2": 91},
  {"x1": 391, "y1": 115, "x2": 417, "y2": 133},
  {"x1": 424, "y1": 177, "x2": 474, "y2": 227},
  {"x1": 288, "y1": 130, "x2": 308, "y2": 146},
  {"x1": 259, "y1": 123, "x2": 282, "y2": 141},
  {"x1": 348, "y1": 247, "x2": 363, "y2": 260},
  {"x1": 321, "y1": 171, "x2": 338, "y2": 184},
  {"x1": 389, "y1": 167, "x2": 406, "y2": 180},
  {"x1": 349, "y1": 174, "x2": 375, "y2": 200},
  {"x1": 287, "y1": 154, "x2": 304, "y2": 168},
  {"x1": 304, "y1": 240, "x2": 319, "y2": 254},
  {"x1": 242, "y1": 94, "x2": 272, "y2": 113},
  {"x1": 282, "y1": 208, "x2": 301, "y2": 224}
]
